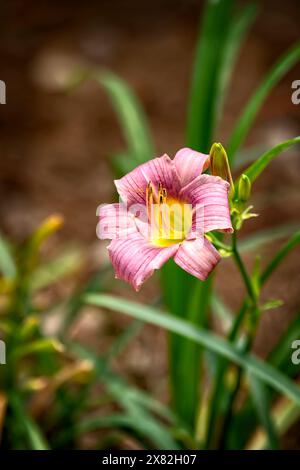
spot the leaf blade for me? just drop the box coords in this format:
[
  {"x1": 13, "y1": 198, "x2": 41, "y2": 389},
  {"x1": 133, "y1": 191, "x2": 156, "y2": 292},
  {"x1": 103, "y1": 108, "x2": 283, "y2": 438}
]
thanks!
[
  {"x1": 228, "y1": 42, "x2": 300, "y2": 161},
  {"x1": 186, "y1": 0, "x2": 234, "y2": 151},
  {"x1": 243, "y1": 137, "x2": 300, "y2": 183},
  {"x1": 95, "y1": 71, "x2": 154, "y2": 169},
  {"x1": 0, "y1": 234, "x2": 16, "y2": 279},
  {"x1": 248, "y1": 373, "x2": 279, "y2": 449},
  {"x1": 261, "y1": 231, "x2": 300, "y2": 284},
  {"x1": 85, "y1": 294, "x2": 300, "y2": 406}
]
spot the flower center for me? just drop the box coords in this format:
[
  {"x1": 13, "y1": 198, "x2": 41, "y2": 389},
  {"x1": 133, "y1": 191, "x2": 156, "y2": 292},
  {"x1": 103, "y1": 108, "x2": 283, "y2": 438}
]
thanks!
[{"x1": 146, "y1": 182, "x2": 192, "y2": 247}]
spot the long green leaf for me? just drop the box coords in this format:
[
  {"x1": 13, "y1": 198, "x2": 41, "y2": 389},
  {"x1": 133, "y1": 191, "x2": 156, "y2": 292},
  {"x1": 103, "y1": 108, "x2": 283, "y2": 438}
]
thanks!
[
  {"x1": 0, "y1": 234, "x2": 16, "y2": 279},
  {"x1": 233, "y1": 144, "x2": 269, "y2": 170},
  {"x1": 85, "y1": 294, "x2": 300, "y2": 406},
  {"x1": 239, "y1": 223, "x2": 300, "y2": 253},
  {"x1": 261, "y1": 231, "x2": 300, "y2": 284},
  {"x1": 10, "y1": 394, "x2": 49, "y2": 450},
  {"x1": 216, "y1": 3, "x2": 257, "y2": 129},
  {"x1": 243, "y1": 137, "x2": 300, "y2": 183},
  {"x1": 95, "y1": 71, "x2": 154, "y2": 168},
  {"x1": 211, "y1": 293, "x2": 233, "y2": 332},
  {"x1": 228, "y1": 42, "x2": 300, "y2": 161},
  {"x1": 225, "y1": 313, "x2": 300, "y2": 449},
  {"x1": 59, "y1": 265, "x2": 110, "y2": 338},
  {"x1": 248, "y1": 373, "x2": 279, "y2": 449},
  {"x1": 71, "y1": 344, "x2": 179, "y2": 449},
  {"x1": 72, "y1": 412, "x2": 177, "y2": 450},
  {"x1": 72, "y1": 344, "x2": 174, "y2": 422},
  {"x1": 105, "y1": 319, "x2": 142, "y2": 362},
  {"x1": 186, "y1": 0, "x2": 234, "y2": 151},
  {"x1": 246, "y1": 394, "x2": 300, "y2": 449},
  {"x1": 269, "y1": 314, "x2": 300, "y2": 375},
  {"x1": 29, "y1": 249, "x2": 83, "y2": 291}
]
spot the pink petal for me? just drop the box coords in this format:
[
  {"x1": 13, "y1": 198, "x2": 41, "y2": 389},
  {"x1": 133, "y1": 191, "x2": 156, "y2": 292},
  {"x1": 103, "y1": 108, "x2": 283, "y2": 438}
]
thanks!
[
  {"x1": 174, "y1": 237, "x2": 221, "y2": 281},
  {"x1": 97, "y1": 203, "x2": 138, "y2": 239},
  {"x1": 114, "y1": 154, "x2": 181, "y2": 206},
  {"x1": 180, "y1": 174, "x2": 233, "y2": 233},
  {"x1": 174, "y1": 147, "x2": 210, "y2": 186},
  {"x1": 108, "y1": 233, "x2": 179, "y2": 291}
]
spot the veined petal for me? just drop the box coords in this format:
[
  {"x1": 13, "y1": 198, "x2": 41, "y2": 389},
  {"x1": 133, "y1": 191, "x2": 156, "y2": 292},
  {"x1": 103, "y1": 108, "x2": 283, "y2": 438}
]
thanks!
[
  {"x1": 180, "y1": 174, "x2": 233, "y2": 233},
  {"x1": 98, "y1": 203, "x2": 137, "y2": 239},
  {"x1": 108, "y1": 233, "x2": 179, "y2": 291},
  {"x1": 174, "y1": 237, "x2": 221, "y2": 281},
  {"x1": 174, "y1": 147, "x2": 209, "y2": 186},
  {"x1": 114, "y1": 154, "x2": 181, "y2": 206}
]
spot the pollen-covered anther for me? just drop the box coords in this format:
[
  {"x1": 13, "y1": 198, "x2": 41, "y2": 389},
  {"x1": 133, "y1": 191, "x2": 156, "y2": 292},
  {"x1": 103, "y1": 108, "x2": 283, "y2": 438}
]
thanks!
[
  {"x1": 158, "y1": 184, "x2": 167, "y2": 205},
  {"x1": 146, "y1": 181, "x2": 154, "y2": 221}
]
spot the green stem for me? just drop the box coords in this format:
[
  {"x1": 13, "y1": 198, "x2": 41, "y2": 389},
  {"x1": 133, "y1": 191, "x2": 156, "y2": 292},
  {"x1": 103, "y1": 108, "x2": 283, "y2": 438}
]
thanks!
[
  {"x1": 231, "y1": 232, "x2": 256, "y2": 304},
  {"x1": 205, "y1": 232, "x2": 258, "y2": 449},
  {"x1": 204, "y1": 300, "x2": 248, "y2": 448},
  {"x1": 217, "y1": 233, "x2": 260, "y2": 448},
  {"x1": 218, "y1": 336, "x2": 251, "y2": 449}
]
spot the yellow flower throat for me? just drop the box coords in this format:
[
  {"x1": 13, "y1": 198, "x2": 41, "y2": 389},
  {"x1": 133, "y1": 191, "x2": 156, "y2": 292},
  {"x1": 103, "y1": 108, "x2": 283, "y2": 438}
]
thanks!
[{"x1": 146, "y1": 182, "x2": 192, "y2": 247}]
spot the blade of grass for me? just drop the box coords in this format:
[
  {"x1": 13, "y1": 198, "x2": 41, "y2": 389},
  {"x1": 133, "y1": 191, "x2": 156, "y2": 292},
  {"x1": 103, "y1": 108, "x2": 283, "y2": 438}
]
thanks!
[
  {"x1": 0, "y1": 234, "x2": 16, "y2": 279},
  {"x1": 243, "y1": 137, "x2": 300, "y2": 183},
  {"x1": 94, "y1": 71, "x2": 154, "y2": 168},
  {"x1": 204, "y1": 301, "x2": 248, "y2": 449},
  {"x1": 223, "y1": 313, "x2": 300, "y2": 449},
  {"x1": 111, "y1": 151, "x2": 139, "y2": 177},
  {"x1": 246, "y1": 388, "x2": 300, "y2": 450},
  {"x1": 59, "y1": 265, "x2": 111, "y2": 338},
  {"x1": 85, "y1": 294, "x2": 300, "y2": 406},
  {"x1": 233, "y1": 144, "x2": 269, "y2": 170},
  {"x1": 221, "y1": 309, "x2": 300, "y2": 449},
  {"x1": 227, "y1": 42, "x2": 300, "y2": 162},
  {"x1": 260, "y1": 231, "x2": 300, "y2": 284},
  {"x1": 29, "y1": 249, "x2": 83, "y2": 291},
  {"x1": 269, "y1": 314, "x2": 300, "y2": 375},
  {"x1": 165, "y1": 277, "x2": 213, "y2": 431},
  {"x1": 212, "y1": 230, "x2": 300, "y2": 447},
  {"x1": 216, "y1": 3, "x2": 257, "y2": 130},
  {"x1": 62, "y1": 412, "x2": 177, "y2": 450},
  {"x1": 10, "y1": 393, "x2": 50, "y2": 450},
  {"x1": 211, "y1": 293, "x2": 233, "y2": 333},
  {"x1": 105, "y1": 319, "x2": 142, "y2": 363},
  {"x1": 72, "y1": 344, "x2": 174, "y2": 422},
  {"x1": 186, "y1": 0, "x2": 234, "y2": 151},
  {"x1": 69, "y1": 344, "x2": 179, "y2": 450},
  {"x1": 239, "y1": 223, "x2": 300, "y2": 252},
  {"x1": 248, "y1": 373, "x2": 279, "y2": 449}
]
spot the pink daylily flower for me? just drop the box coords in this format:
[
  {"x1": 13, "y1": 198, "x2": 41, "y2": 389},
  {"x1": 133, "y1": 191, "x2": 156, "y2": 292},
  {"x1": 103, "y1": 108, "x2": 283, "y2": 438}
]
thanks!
[{"x1": 99, "y1": 148, "x2": 233, "y2": 291}]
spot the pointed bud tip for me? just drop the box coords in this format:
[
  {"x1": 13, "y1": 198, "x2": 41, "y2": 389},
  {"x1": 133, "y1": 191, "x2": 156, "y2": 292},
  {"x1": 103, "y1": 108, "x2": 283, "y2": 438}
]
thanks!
[
  {"x1": 238, "y1": 174, "x2": 251, "y2": 203},
  {"x1": 209, "y1": 142, "x2": 233, "y2": 188}
]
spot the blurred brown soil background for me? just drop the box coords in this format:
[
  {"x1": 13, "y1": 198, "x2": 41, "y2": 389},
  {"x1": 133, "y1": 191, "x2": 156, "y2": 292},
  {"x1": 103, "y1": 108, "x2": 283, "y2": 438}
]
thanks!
[{"x1": 0, "y1": 0, "x2": 300, "y2": 448}]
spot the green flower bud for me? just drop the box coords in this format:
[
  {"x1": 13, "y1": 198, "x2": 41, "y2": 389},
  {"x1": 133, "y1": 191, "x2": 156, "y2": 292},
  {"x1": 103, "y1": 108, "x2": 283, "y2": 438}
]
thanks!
[
  {"x1": 238, "y1": 174, "x2": 251, "y2": 203},
  {"x1": 209, "y1": 143, "x2": 233, "y2": 189}
]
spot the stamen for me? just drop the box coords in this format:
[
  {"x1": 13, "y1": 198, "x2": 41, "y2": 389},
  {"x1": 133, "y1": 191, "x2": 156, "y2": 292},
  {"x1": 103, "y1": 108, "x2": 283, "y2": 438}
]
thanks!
[
  {"x1": 158, "y1": 186, "x2": 163, "y2": 237},
  {"x1": 144, "y1": 181, "x2": 192, "y2": 246},
  {"x1": 158, "y1": 182, "x2": 167, "y2": 205},
  {"x1": 162, "y1": 188, "x2": 167, "y2": 202},
  {"x1": 146, "y1": 181, "x2": 153, "y2": 222}
]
